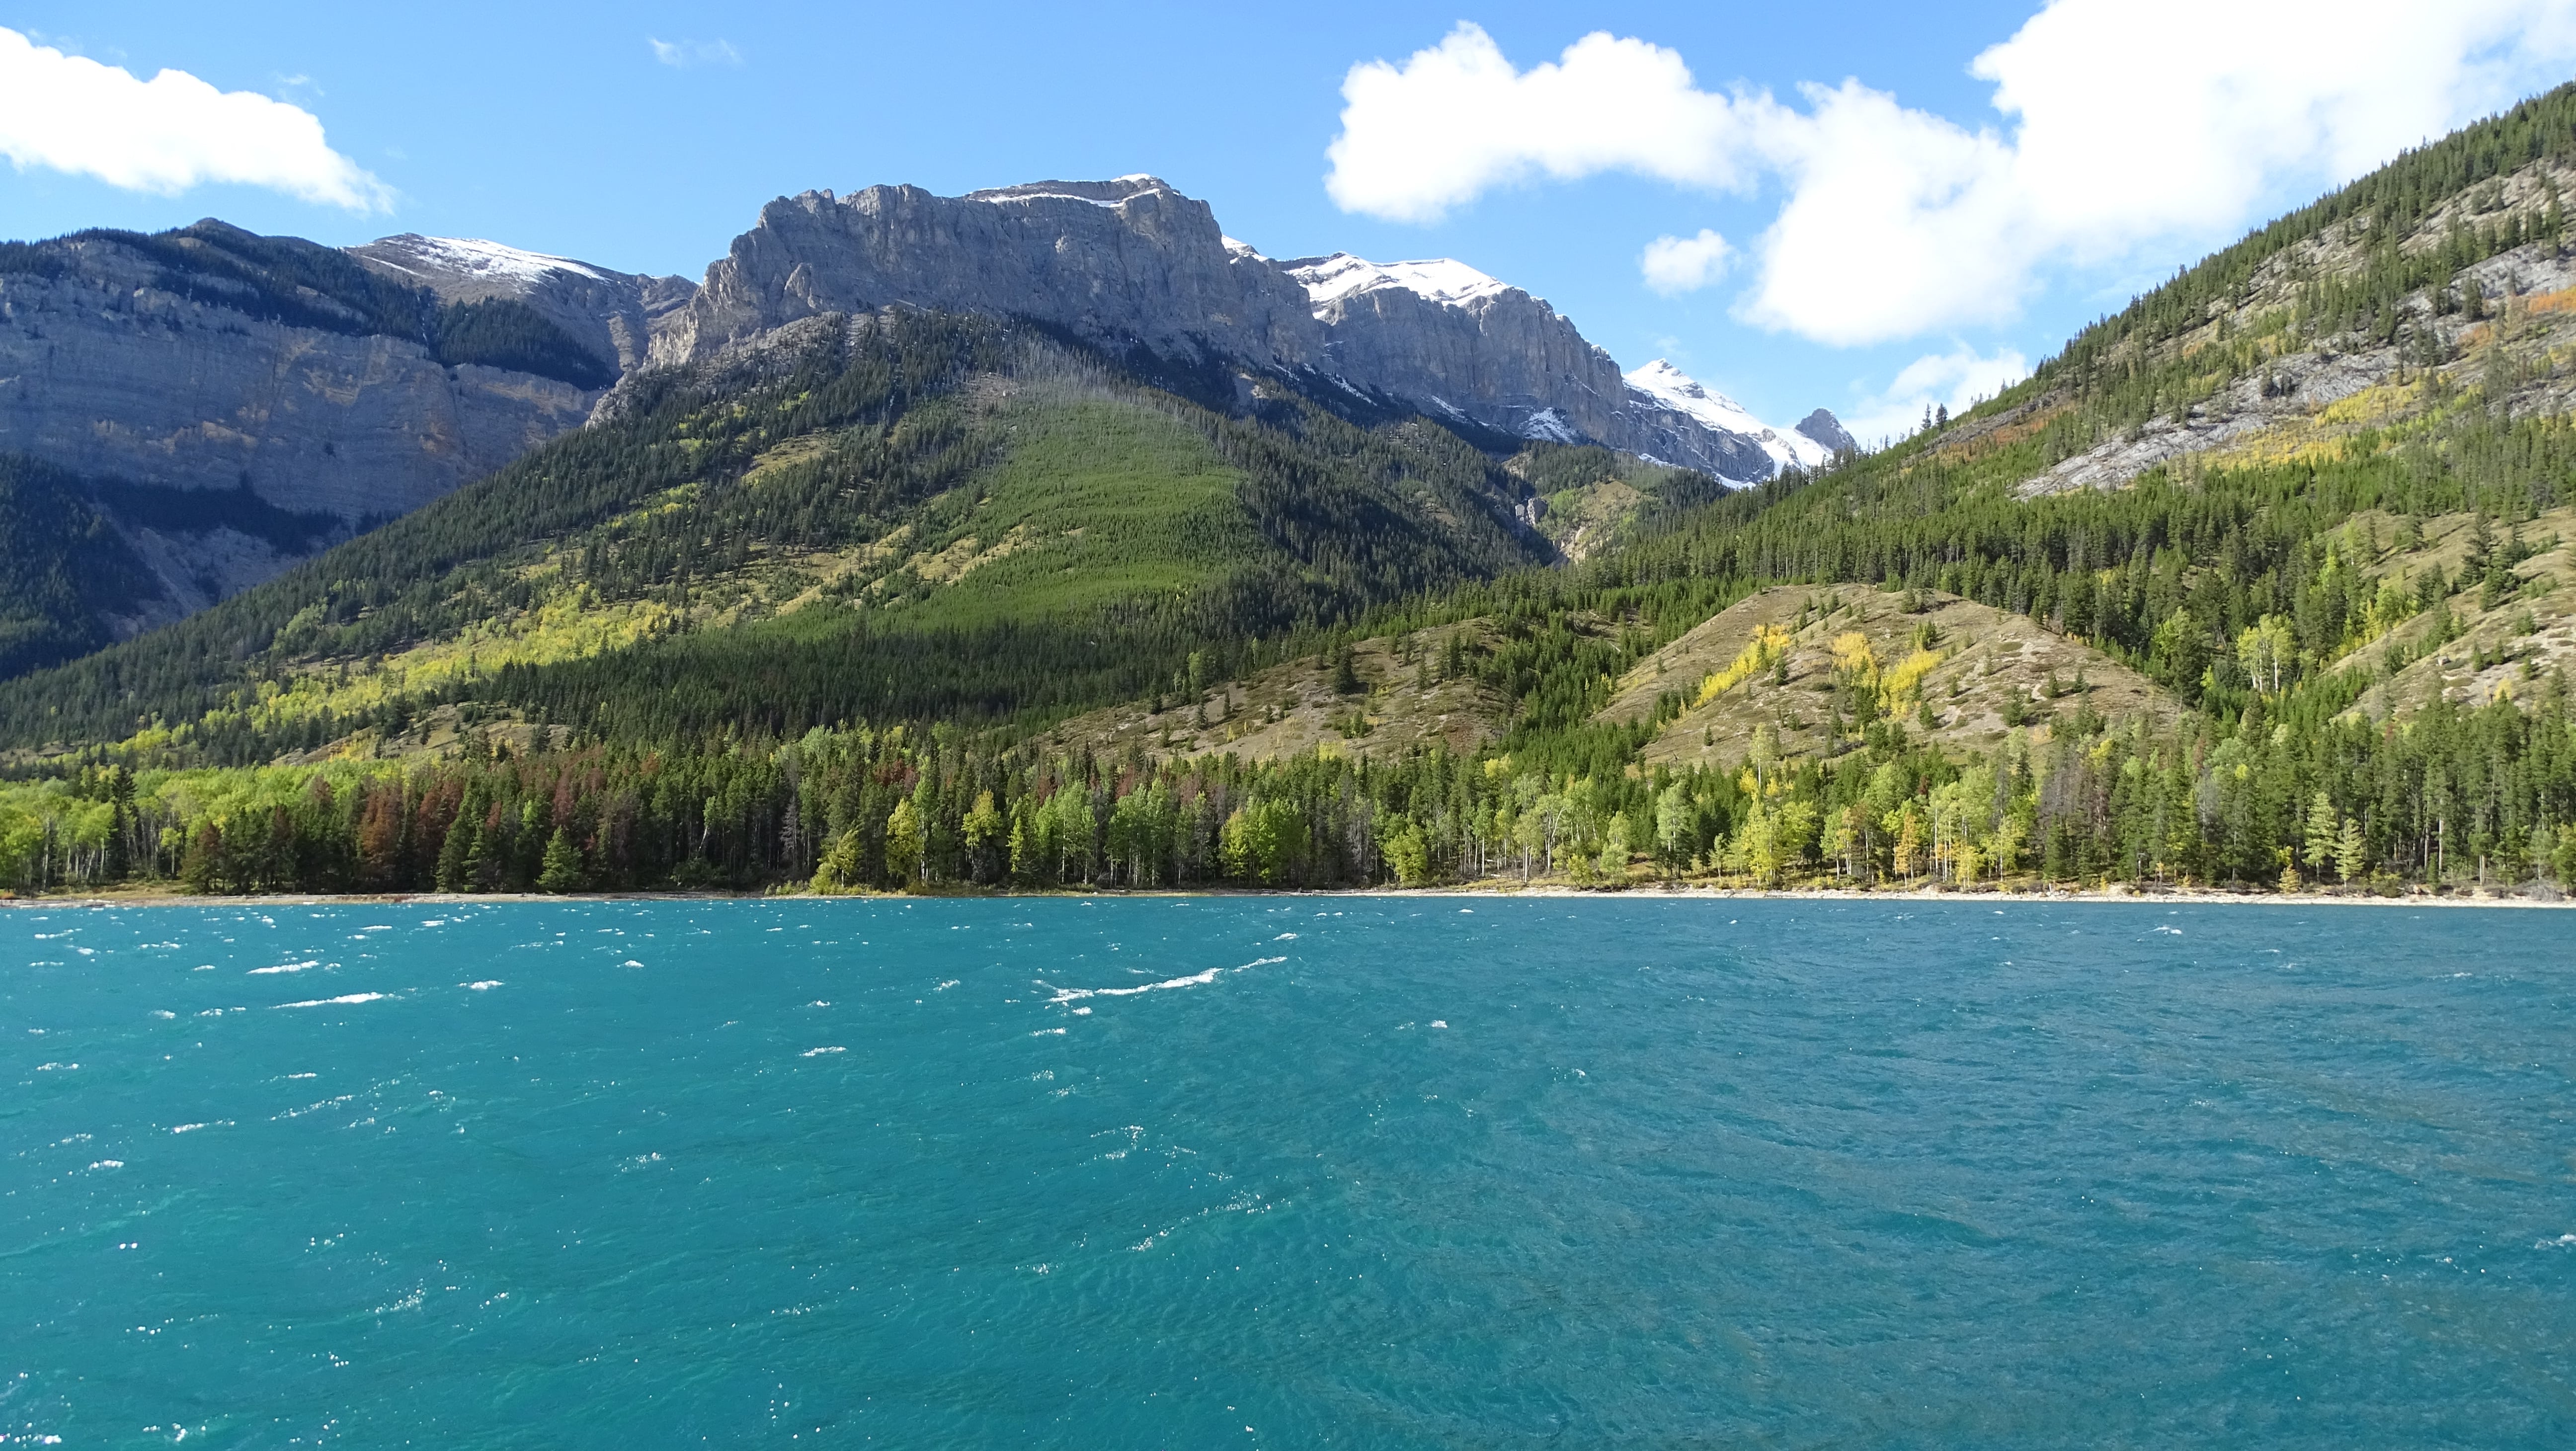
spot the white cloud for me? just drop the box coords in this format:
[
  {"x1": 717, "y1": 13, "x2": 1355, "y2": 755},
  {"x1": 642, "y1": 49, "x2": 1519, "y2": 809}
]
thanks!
[
  {"x1": 1841, "y1": 345, "x2": 2031, "y2": 447},
  {"x1": 0, "y1": 27, "x2": 389, "y2": 210},
  {"x1": 1326, "y1": 4, "x2": 2576, "y2": 346},
  {"x1": 1324, "y1": 23, "x2": 1780, "y2": 224},
  {"x1": 648, "y1": 37, "x2": 743, "y2": 69},
  {"x1": 1640, "y1": 229, "x2": 1732, "y2": 294}
]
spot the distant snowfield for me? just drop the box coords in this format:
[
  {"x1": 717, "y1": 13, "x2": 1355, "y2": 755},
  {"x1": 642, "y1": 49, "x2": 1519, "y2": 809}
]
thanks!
[
  {"x1": 363, "y1": 235, "x2": 608, "y2": 284},
  {"x1": 1285, "y1": 252, "x2": 1512, "y2": 314},
  {"x1": 1625, "y1": 358, "x2": 1832, "y2": 472}
]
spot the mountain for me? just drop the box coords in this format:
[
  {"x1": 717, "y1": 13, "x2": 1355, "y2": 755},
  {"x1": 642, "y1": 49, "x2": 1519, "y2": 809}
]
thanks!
[
  {"x1": 0, "y1": 181, "x2": 1831, "y2": 684},
  {"x1": 0, "y1": 306, "x2": 1567, "y2": 760},
  {"x1": 345, "y1": 233, "x2": 696, "y2": 378},
  {"x1": 18, "y1": 89, "x2": 2576, "y2": 902},
  {"x1": 0, "y1": 220, "x2": 682, "y2": 662},
  {"x1": 653, "y1": 174, "x2": 1832, "y2": 480}
]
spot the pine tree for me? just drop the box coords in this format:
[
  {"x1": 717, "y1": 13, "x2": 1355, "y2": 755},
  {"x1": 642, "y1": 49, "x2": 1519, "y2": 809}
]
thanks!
[
  {"x1": 885, "y1": 798, "x2": 923, "y2": 887},
  {"x1": 435, "y1": 819, "x2": 477, "y2": 893},
  {"x1": 2334, "y1": 816, "x2": 2367, "y2": 885},
  {"x1": 2304, "y1": 793, "x2": 2339, "y2": 884},
  {"x1": 537, "y1": 828, "x2": 583, "y2": 893}
]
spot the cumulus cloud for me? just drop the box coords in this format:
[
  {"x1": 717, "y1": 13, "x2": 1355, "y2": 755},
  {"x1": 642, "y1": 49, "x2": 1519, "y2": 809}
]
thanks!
[
  {"x1": 1640, "y1": 229, "x2": 1732, "y2": 295},
  {"x1": 1326, "y1": 3, "x2": 2576, "y2": 346},
  {"x1": 1841, "y1": 345, "x2": 2031, "y2": 447},
  {"x1": 648, "y1": 37, "x2": 743, "y2": 68},
  {"x1": 1324, "y1": 24, "x2": 1779, "y2": 224},
  {"x1": 0, "y1": 27, "x2": 389, "y2": 210}
]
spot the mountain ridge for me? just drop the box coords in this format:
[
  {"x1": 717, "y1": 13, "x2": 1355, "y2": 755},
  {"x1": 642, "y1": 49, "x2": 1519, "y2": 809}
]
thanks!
[{"x1": 650, "y1": 174, "x2": 1836, "y2": 482}]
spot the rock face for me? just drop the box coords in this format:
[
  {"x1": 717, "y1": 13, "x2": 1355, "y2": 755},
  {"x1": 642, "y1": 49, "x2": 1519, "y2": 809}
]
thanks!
[
  {"x1": 0, "y1": 229, "x2": 606, "y2": 520},
  {"x1": 1795, "y1": 409, "x2": 1858, "y2": 455},
  {"x1": 659, "y1": 176, "x2": 1839, "y2": 482},
  {"x1": 347, "y1": 234, "x2": 696, "y2": 376},
  {"x1": 0, "y1": 220, "x2": 663, "y2": 640},
  {"x1": 655, "y1": 176, "x2": 1323, "y2": 372}
]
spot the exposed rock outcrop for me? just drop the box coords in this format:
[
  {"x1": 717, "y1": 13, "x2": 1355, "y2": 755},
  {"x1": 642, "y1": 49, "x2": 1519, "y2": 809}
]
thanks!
[
  {"x1": 0, "y1": 221, "x2": 657, "y2": 645},
  {"x1": 655, "y1": 176, "x2": 1323, "y2": 373},
  {"x1": 657, "y1": 176, "x2": 1839, "y2": 482},
  {"x1": 347, "y1": 234, "x2": 697, "y2": 375}
]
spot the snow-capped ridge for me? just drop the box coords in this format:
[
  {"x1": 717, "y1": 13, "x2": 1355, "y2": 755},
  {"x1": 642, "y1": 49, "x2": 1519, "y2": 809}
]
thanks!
[
  {"x1": 963, "y1": 176, "x2": 1174, "y2": 210},
  {"x1": 356, "y1": 236, "x2": 608, "y2": 285},
  {"x1": 1284, "y1": 253, "x2": 1513, "y2": 318},
  {"x1": 1624, "y1": 359, "x2": 1832, "y2": 473}
]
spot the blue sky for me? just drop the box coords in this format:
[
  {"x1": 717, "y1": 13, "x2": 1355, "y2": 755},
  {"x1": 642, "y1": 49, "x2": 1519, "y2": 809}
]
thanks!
[{"x1": 4, "y1": 1, "x2": 2574, "y2": 440}]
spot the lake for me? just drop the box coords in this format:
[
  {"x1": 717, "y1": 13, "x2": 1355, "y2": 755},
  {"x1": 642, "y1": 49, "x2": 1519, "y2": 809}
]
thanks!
[{"x1": 5, "y1": 896, "x2": 2571, "y2": 1447}]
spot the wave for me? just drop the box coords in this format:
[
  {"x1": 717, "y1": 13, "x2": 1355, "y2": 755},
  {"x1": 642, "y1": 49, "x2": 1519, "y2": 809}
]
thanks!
[
  {"x1": 273, "y1": 993, "x2": 391, "y2": 1009},
  {"x1": 1043, "y1": 955, "x2": 1287, "y2": 1006}
]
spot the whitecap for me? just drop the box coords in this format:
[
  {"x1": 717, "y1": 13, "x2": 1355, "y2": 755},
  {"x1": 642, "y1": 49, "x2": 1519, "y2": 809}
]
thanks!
[
  {"x1": 273, "y1": 993, "x2": 391, "y2": 1009},
  {"x1": 1045, "y1": 955, "x2": 1285, "y2": 1006},
  {"x1": 34, "y1": 1061, "x2": 77, "y2": 1071},
  {"x1": 464, "y1": 980, "x2": 502, "y2": 991},
  {"x1": 1275, "y1": 932, "x2": 1297, "y2": 940},
  {"x1": 801, "y1": 1046, "x2": 846, "y2": 1057},
  {"x1": 88, "y1": 1159, "x2": 122, "y2": 1170},
  {"x1": 170, "y1": 1121, "x2": 231, "y2": 1134},
  {"x1": 1430, "y1": 1020, "x2": 1449, "y2": 1029},
  {"x1": 621, "y1": 960, "x2": 644, "y2": 968},
  {"x1": 152, "y1": 1010, "x2": 176, "y2": 1020},
  {"x1": 248, "y1": 961, "x2": 322, "y2": 975}
]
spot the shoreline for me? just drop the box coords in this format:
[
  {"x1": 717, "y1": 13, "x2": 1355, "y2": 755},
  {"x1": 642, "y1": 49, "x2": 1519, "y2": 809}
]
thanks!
[{"x1": 4, "y1": 884, "x2": 2566, "y2": 910}]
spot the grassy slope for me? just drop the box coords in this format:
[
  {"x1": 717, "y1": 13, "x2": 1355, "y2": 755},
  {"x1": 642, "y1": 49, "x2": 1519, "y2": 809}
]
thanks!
[
  {"x1": 1031, "y1": 624, "x2": 1514, "y2": 766},
  {"x1": 0, "y1": 312, "x2": 1551, "y2": 759},
  {"x1": 1579, "y1": 81, "x2": 2576, "y2": 763},
  {"x1": 1596, "y1": 585, "x2": 2179, "y2": 769}
]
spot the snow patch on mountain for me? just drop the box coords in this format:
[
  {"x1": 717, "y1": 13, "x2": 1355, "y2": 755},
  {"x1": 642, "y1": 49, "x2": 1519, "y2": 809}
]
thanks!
[
  {"x1": 1625, "y1": 359, "x2": 1832, "y2": 472},
  {"x1": 1522, "y1": 407, "x2": 1577, "y2": 443},
  {"x1": 1285, "y1": 253, "x2": 1513, "y2": 316},
  {"x1": 356, "y1": 236, "x2": 608, "y2": 285}
]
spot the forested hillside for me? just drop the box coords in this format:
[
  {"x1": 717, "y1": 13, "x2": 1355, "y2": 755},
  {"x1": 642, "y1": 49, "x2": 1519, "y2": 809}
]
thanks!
[
  {"x1": 0, "y1": 309, "x2": 1547, "y2": 761},
  {"x1": 15, "y1": 85, "x2": 2576, "y2": 899}
]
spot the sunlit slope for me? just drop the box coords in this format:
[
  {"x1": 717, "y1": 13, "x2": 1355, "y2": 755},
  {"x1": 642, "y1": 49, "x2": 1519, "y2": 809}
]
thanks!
[
  {"x1": 1031, "y1": 624, "x2": 1514, "y2": 766},
  {"x1": 1596, "y1": 585, "x2": 2179, "y2": 768},
  {"x1": 0, "y1": 312, "x2": 1548, "y2": 759},
  {"x1": 1601, "y1": 83, "x2": 2576, "y2": 739}
]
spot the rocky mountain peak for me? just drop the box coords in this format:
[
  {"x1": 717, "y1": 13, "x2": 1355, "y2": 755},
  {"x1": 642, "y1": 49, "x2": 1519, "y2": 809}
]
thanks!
[
  {"x1": 651, "y1": 175, "x2": 1839, "y2": 483},
  {"x1": 1795, "y1": 408, "x2": 1857, "y2": 455},
  {"x1": 1623, "y1": 359, "x2": 1836, "y2": 476},
  {"x1": 1284, "y1": 254, "x2": 1515, "y2": 317},
  {"x1": 347, "y1": 234, "x2": 696, "y2": 376}
]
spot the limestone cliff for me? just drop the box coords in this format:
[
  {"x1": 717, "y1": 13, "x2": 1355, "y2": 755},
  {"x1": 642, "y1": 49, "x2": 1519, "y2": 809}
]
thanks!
[{"x1": 656, "y1": 176, "x2": 1838, "y2": 482}]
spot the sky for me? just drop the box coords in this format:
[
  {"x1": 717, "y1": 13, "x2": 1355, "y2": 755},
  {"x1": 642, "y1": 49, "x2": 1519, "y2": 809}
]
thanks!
[{"x1": 5, "y1": 0, "x2": 2576, "y2": 443}]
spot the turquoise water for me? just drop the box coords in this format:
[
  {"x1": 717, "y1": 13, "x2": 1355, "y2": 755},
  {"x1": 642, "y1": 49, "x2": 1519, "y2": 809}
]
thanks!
[{"x1": 4, "y1": 897, "x2": 2572, "y2": 1448}]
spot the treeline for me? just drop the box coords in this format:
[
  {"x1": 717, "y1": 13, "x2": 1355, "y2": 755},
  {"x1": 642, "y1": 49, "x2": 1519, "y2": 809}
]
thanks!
[
  {"x1": 0, "y1": 455, "x2": 162, "y2": 679},
  {"x1": 1605, "y1": 381, "x2": 2572, "y2": 727},
  {"x1": 0, "y1": 309, "x2": 1550, "y2": 761},
  {"x1": 2038, "y1": 79, "x2": 2576, "y2": 405},
  {"x1": 12, "y1": 664, "x2": 2576, "y2": 898}
]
